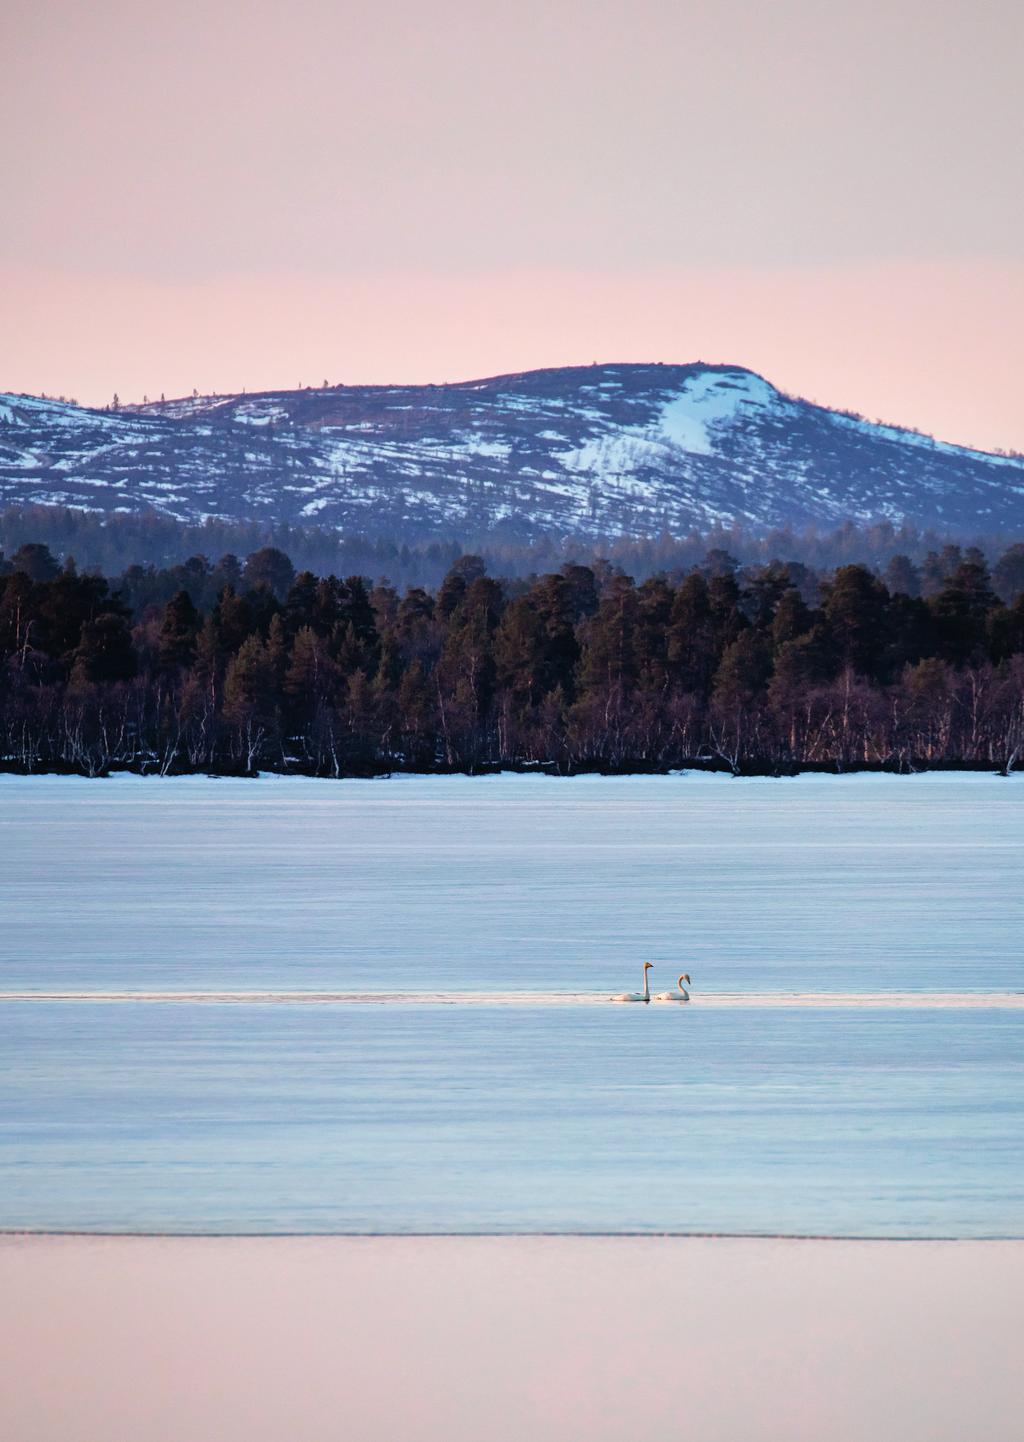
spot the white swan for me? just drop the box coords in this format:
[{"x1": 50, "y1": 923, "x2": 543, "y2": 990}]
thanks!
[
  {"x1": 654, "y1": 973, "x2": 691, "y2": 1003},
  {"x1": 612, "y1": 962, "x2": 653, "y2": 1003}
]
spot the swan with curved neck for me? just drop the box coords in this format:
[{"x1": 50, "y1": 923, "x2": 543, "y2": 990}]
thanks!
[
  {"x1": 612, "y1": 962, "x2": 653, "y2": 1003},
  {"x1": 654, "y1": 973, "x2": 691, "y2": 1003}
]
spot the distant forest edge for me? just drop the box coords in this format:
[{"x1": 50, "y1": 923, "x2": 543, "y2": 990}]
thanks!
[
  {"x1": 3, "y1": 525, "x2": 1024, "y2": 778},
  {"x1": 4, "y1": 502, "x2": 1024, "y2": 589}
]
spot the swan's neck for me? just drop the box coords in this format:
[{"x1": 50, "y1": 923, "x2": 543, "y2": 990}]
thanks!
[
  {"x1": 678, "y1": 976, "x2": 690, "y2": 999},
  {"x1": 643, "y1": 970, "x2": 650, "y2": 1002}
]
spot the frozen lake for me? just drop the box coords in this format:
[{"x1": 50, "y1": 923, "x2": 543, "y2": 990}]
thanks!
[
  {"x1": 1, "y1": 774, "x2": 1022, "y2": 1233},
  {"x1": 2, "y1": 772, "x2": 1023, "y2": 994}
]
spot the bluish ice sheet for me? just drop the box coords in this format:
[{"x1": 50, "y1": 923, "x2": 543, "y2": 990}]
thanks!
[{"x1": 1, "y1": 774, "x2": 1021, "y2": 1234}]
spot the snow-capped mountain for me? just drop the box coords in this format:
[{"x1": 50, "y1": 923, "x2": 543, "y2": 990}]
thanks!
[{"x1": 2, "y1": 364, "x2": 1021, "y2": 540}]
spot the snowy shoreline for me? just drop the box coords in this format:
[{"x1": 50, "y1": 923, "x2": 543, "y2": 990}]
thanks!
[{"x1": 1, "y1": 765, "x2": 1022, "y2": 785}]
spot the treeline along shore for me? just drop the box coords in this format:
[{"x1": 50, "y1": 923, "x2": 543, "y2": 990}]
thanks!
[{"x1": 2, "y1": 538, "x2": 1024, "y2": 777}]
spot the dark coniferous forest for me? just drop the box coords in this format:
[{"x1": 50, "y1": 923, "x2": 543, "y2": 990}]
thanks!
[{"x1": 3, "y1": 537, "x2": 1024, "y2": 777}]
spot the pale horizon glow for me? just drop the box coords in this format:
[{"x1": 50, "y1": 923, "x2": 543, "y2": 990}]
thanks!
[
  {"x1": 3, "y1": 1239, "x2": 1022, "y2": 1442},
  {"x1": 3, "y1": 0, "x2": 1022, "y2": 453},
  {"x1": 6, "y1": 260, "x2": 1022, "y2": 453}
]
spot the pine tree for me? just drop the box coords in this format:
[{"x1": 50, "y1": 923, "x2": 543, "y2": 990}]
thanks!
[
  {"x1": 71, "y1": 614, "x2": 137, "y2": 685},
  {"x1": 223, "y1": 635, "x2": 275, "y2": 729},
  {"x1": 821, "y1": 566, "x2": 887, "y2": 678},
  {"x1": 992, "y1": 544, "x2": 1024, "y2": 605},
  {"x1": 157, "y1": 590, "x2": 202, "y2": 671},
  {"x1": 242, "y1": 548, "x2": 295, "y2": 599},
  {"x1": 666, "y1": 573, "x2": 716, "y2": 697}
]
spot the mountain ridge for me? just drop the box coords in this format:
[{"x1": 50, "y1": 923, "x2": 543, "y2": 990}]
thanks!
[{"x1": 2, "y1": 363, "x2": 1022, "y2": 541}]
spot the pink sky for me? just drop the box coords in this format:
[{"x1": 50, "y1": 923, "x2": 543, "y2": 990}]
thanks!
[
  {"x1": 3, "y1": 1238, "x2": 1023, "y2": 1442},
  {"x1": 3, "y1": 0, "x2": 1022, "y2": 451}
]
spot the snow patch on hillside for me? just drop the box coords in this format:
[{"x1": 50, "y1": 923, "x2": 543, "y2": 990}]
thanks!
[
  {"x1": 234, "y1": 403, "x2": 289, "y2": 427},
  {"x1": 658, "y1": 371, "x2": 782, "y2": 456},
  {"x1": 827, "y1": 411, "x2": 1023, "y2": 470},
  {"x1": 559, "y1": 432, "x2": 654, "y2": 482},
  {"x1": 0, "y1": 395, "x2": 112, "y2": 431}
]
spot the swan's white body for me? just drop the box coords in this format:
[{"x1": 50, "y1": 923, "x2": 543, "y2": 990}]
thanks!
[
  {"x1": 612, "y1": 963, "x2": 653, "y2": 1003},
  {"x1": 654, "y1": 973, "x2": 691, "y2": 1003}
]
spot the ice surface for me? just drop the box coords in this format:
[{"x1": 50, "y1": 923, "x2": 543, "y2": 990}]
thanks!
[
  {"x1": 1, "y1": 771, "x2": 1021, "y2": 995},
  {"x1": 2, "y1": 998, "x2": 1021, "y2": 1235},
  {"x1": 1, "y1": 775, "x2": 1021, "y2": 1235}
]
